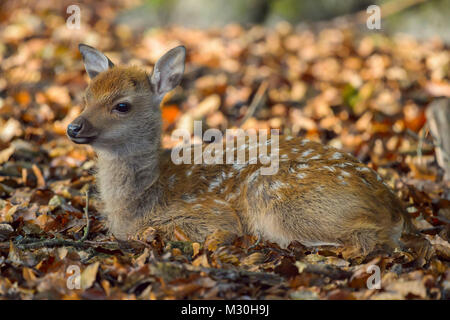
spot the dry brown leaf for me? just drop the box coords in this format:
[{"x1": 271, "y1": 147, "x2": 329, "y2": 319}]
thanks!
[{"x1": 81, "y1": 262, "x2": 100, "y2": 290}]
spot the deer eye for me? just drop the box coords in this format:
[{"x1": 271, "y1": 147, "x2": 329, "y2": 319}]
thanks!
[{"x1": 114, "y1": 102, "x2": 131, "y2": 113}]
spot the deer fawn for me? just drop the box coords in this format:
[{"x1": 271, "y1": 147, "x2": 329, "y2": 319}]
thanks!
[{"x1": 67, "y1": 44, "x2": 413, "y2": 255}]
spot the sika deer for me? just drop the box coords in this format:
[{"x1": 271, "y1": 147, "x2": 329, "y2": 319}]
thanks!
[{"x1": 67, "y1": 44, "x2": 413, "y2": 255}]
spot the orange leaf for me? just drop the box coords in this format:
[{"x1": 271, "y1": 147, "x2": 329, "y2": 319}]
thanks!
[
  {"x1": 162, "y1": 105, "x2": 180, "y2": 125},
  {"x1": 14, "y1": 90, "x2": 31, "y2": 106}
]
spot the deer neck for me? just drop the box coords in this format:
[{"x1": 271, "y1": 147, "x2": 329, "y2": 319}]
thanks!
[{"x1": 95, "y1": 136, "x2": 162, "y2": 229}]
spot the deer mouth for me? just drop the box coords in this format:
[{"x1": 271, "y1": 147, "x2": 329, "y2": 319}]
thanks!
[{"x1": 69, "y1": 136, "x2": 96, "y2": 144}]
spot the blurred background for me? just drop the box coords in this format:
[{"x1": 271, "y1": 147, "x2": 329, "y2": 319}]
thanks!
[{"x1": 120, "y1": 0, "x2": 450, "y2": 41}]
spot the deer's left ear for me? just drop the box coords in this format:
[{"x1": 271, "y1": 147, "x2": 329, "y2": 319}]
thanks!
[
  {"x1": 150, "y1": 46, "x2": 186, "y2": 95},
  {"x1": 79, "y1": 43, "x2": 115, "y2": 79}
]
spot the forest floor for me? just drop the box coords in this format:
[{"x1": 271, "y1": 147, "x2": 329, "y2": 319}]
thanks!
[{"x1": 0, "y1": 1, "x2": 449, "y2": 299}]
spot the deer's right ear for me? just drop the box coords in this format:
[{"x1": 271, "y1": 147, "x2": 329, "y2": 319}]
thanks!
[
  {"x1": 150, "y1": 46, "x2": 186, "y2": 95},
  {"x1": 78, "y1": 44, "x2": 114, "y2": 79}
]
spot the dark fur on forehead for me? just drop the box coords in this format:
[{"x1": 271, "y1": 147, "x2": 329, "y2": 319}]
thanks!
[{"x1": 86, "y1": 66, "x2": 150, "y2": 103}]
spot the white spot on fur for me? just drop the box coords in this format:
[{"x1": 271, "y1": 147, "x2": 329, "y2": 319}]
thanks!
[
  {"x1": 297, "y1": 163, "x2": 309, "y2": 169},
  {"x1": 213, "y1": 199, "x2": 228, "y2": 205},
  {"x1": 337, "y1": 175, "x2": 348, "y2": 185},
  {"x1": 208, "y1": 176, "x2": 223, "y2": 192},
  {"x1": 336, "y1": 162, "x2": 354, "y2": 168},
  {"x1": 340, "y1": 170, "x2": 351, "y2": 177},
  {"x1": 309, "y1": 154, "x2": 321, "y2": 160},
  {"x1": 301, "y1": 149, "x2": 313, "y2": 157},
  {"x1": 361, "y1": 178, "x2": 370, "y2": 186},
  {"x1": 297, "y1": 173, "x2": 306, "y2": 179},
  {"x1": 285, "y1": 135, "x2": 293, "y2": 141},
  {"x1": 331, "y1": 152, "x2": 342, "y2": 160},
  {"x1": 301, "y1": 139, "x2": 310, "y2": 146},
  {"x1": 271, "y1": 181, "x2": 287, "y2": 190}
]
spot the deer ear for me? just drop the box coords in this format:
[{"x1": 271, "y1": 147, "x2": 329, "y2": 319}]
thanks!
[
  {"x1": 150, "y1": 46, "x2": 186, "y2": 95},
  {"x1": 79, "y1": 44, "x2": 114, "y2": 79}
]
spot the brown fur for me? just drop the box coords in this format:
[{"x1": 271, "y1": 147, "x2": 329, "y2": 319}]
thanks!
[
  {"x1": 154, "y1": 138, "x2": 408, "y2": 254},
  {"x1": 69, "y1": 54, "x2": 411, "y2": 255}
]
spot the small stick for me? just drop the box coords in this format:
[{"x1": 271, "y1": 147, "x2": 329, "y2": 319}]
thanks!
[
  {"x1": 237, "y1": 81, "x2": 268, "y2": 128},
  {"x1": 247, "y1": 233, "x2": 262, "y2": 251},
  {"x1": 79, "y1": 190, "x2": 90, "y2": 242},
  {"x1": 398, "y1": 147, "x2": 435, "y2": 156},
  {"x1": 0, "y1": 240, "x2": 123, "y2": 250},
  {"x1": 31, "y1": 164, "x2": 45, "y2": 188},
  {"x1": 14, "y1": 238, "x2": 89, "y2": 250},
  {"x1": 401, "y1": 127, "x2": 434, "y2": 156},
  {"x1": 21, "y1": 168, "x2": 27, "y2": 186},
  {"x1": 340, "y1": 0, "x2": 427, "y2": 26},
  {"x1": 417, "y1": 125, "x2": 427, "y2": 160}
]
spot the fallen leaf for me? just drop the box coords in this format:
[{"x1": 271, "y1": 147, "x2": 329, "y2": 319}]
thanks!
[{"x1": 81, "y1": 262, "x2": 100, "y2": 290}]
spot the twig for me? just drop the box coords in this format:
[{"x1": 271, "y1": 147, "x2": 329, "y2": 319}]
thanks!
[
  {"x1": 197, "y1": 265, "x2": 284, "y2": 285},
  {"x1": 401, "y1": 128, "x2": 435, "y2": 156},
  {"x1": 31, "y1": 164, "x2": 45, "y2": 188},
  {"x1": 247, "y1": 233, "x2": 262, "y2": 251},
  {"x1": 0, "y1": 240, "x2": 126, "y2": 250},
  {"x1": 10, "y1": 191, "x2": 91, "y2": 250},
  {"x1": 398, "y1": 147, "x2": 435, "y2": 156},
  {"x1": 327, "y1": 0, "x2": 428, "y2": 26},
  {"x1": 79, "y1": 190, "x2": 90, "y2": 242},
  {"x1": 301, "y1": 263, "x2": 352, "y2": 280},
  {"x1": 417, "y1": 126, "x2": 426, "y2": 159},
  {"x1": 14, "y1": 238, "x2": 90, "y2": 250},
  {"x1": 237, "y1": 81, "x2": 268, "y2": 127},
  {"x1": 357, "y1": 0, "x2": 427, "y2": 24}
]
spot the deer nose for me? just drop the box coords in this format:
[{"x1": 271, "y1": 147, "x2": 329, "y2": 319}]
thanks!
[{"x1": 67, "y1": 123, "x2": 83, "y2": 137}]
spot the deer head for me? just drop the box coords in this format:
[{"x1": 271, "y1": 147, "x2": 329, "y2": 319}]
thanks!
[{"x1": 67, "y1": 44, "x2": 186, "y2": 156}]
